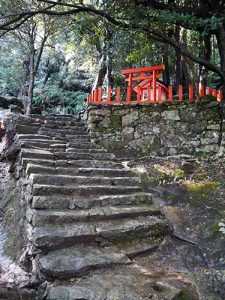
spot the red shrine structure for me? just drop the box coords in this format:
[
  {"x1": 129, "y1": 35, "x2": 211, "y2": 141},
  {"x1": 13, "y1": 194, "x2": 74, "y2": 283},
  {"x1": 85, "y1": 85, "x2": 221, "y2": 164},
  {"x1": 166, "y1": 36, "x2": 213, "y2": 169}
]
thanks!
[{"x1": 87, "y1": 65, "x2": 222, "y2": 104}]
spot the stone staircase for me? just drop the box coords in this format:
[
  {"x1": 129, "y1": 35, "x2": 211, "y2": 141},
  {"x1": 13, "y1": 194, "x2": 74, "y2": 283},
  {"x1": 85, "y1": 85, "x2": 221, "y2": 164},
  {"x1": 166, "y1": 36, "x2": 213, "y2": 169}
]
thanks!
[{"x1": 10, "y1": 114, "x2": 181, "y2": 299}]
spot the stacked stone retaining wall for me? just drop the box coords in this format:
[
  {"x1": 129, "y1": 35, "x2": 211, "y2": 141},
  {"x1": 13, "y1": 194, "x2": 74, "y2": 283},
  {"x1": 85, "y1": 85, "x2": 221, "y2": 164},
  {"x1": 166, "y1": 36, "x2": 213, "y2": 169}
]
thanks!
[{"x1": 86, "y1": 98, "x2": 223, "y2": 157}]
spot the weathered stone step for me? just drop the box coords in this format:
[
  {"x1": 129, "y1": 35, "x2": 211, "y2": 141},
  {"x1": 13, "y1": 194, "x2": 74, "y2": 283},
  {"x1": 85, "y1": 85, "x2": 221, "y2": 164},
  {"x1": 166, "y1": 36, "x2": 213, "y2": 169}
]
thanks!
[
  {"x1": 32, "y1": 184, "x2": 142, "y2": 197},
  {"x1": 31, "y1": 174, "x2": 140, "y2": 187},
  {"x1": 20, "y1": 149, "x2": 54, "y2": 160},
  {"x1": 21, "y1": 141, "x2": 66, "y2": 150},
  {"x1": 26, "y1": 164, "x2": 133, "y2": 177},
  {"x1": 39, "y1": 127, "x2": 87, "y2": 134},
  {"x1": 32, "y1": 216, "x2": 169, "y2": 249},
  {"x1": 17, "y1": 134, "x2": 55, "y2": 141},
  {"x1": 37, "y1": 131, "x2": 89, "y2": 139},
  {"x1": 38, "y1": 130, "x2": 87, "y2": 137},
  {"x1": 44, "y1": 115, "x2": 82, "y2": 123},
  {"x1": 17, "y1": 133, "x2": 90, "y2": 143},
  {"x1": 66, "y1": 147, "x2": 107, "y2": 153},
  {"x1": 31, "y1": 205, "x2": 160, "y2": 226},
  {"x1": 54, "y1": 151, "x2": 115, "y2": 160},
  {"x1": 15, "y1": 124, "x2": 40, "y2": 134},
  {"x1": 67, "y1": 142, "x2": 104, "y2": 149},
  {"x1": 32, "y1": 193, "x2": 152, "y2": 210},
  {"x1": 39, "y1": 245, "x2": 130, "y2": 278},
  {"x1": 21, "y1": 158, "x2": 123, "y2": 169},
  {"x1": 20, "y1": 149, "x2": 115, "y2": 160},
  {"x1": 20, "y1": 140, "x2": 103, "y2": 151},
  {"x1": 45, "y1": 273, "x2": 181, "y2": 300}
]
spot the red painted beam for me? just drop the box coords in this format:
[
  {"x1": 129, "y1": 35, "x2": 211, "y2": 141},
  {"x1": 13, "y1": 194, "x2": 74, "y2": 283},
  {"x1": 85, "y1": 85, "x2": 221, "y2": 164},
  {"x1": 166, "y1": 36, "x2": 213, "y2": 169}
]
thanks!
[{"x1": 122, "y1": 65, "x2": 165, "y2": 75}]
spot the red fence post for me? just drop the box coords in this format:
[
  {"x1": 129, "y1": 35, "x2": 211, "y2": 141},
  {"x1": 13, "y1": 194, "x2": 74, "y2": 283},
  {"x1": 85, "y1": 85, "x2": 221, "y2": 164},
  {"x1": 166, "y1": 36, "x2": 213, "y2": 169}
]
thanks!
[
  {"x1": 147, "y1": 87, "x2": 151, "y2": 102},
  {"x1": 153, "y1": 70, "x2": 157, "y2": 101},
  {"x1": 116, "y1": 86, "x2": 121, "y2": 103},
  {"x1": 169, "y1": 86, "x2": 173, "y2": 101},
  {"x1": 218, "y1": 90, "x2": 222, "y2": 102},
  {"x1": 199, "y1": 84, "x2": 205, "y2": 97},
  {"x1": 212, "y1": 89, "x2": 217, "y2": 97},
  {"x1": 137, "y1": 86, "x2": 141, "y2": 103},
  {"x1": 189, "y1": 85, "x2": 194, "y2": 101},
  {"x1": 98, "y1": 87, "x2": 102, "y2": 103},
  {"x1": 158, "y1": 85, "x2": 162, "y2": 102},
  {"x1": 217, "y1": 90, "x2": 222, "y2": 102},
  {"x1": 107, "y1": 86, "x2": 112, "y2": 104},
  {"x1": 206, "y1": 87, "x2": 211, "y2": 95},
  {"x1": 94, "y1": 89, "x2": 98, "y2": 103},
  {"x1": 178, "y1": 85, "x2": 183, "y2": 101},
  {"x1": 126, "y1": 73, "x2": 132, "y2": 103},
  {"x1": 91, "y1": 91, "x2": 94, "y2": 103}
]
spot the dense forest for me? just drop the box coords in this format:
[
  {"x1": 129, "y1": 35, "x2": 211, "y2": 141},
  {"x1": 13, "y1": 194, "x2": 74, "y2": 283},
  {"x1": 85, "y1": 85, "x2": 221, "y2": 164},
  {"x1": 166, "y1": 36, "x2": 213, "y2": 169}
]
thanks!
[{"x1": 0, "y1": 0, "x2": 225, "y2": 114}]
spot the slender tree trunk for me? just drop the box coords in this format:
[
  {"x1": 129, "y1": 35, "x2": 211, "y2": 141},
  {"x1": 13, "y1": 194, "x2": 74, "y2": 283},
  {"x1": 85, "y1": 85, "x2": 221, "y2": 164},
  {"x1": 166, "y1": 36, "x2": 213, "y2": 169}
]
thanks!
[
  {"x1": 26, "y1": 39, "x2": 35, "y2": 114},
  {"x1": 162, "y1": 44, "x2": 170, "y2": 86},
  {"x1": 215, "y1": 25, "x2": 225, "y2": 155},
  {"x1": 106, "y1": 28, "x2": 114, "y2": 87},
  {"x1": 93, "y1": 42, "x2": 107, "y2": 89},
  {"x1": 174, "y1": 26, "x2": 182, "y2": 90},
  {"x1": 199, "y1": 35, "x2": 211, "y2": 87}
]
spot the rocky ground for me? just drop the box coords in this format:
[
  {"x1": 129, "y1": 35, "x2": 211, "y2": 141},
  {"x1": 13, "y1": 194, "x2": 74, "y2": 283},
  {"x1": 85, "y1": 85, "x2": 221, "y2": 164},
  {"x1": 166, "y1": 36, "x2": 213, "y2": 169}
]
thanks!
[{"x1": 127, "y1": 154, "x2": 225, "y2": 300}]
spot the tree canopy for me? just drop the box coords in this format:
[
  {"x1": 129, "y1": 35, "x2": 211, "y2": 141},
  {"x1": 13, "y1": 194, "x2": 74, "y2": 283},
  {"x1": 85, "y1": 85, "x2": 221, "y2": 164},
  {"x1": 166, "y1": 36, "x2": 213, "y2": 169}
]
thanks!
[{"x1": 0, "y1": 0, "x2": 225, "y2": 113}]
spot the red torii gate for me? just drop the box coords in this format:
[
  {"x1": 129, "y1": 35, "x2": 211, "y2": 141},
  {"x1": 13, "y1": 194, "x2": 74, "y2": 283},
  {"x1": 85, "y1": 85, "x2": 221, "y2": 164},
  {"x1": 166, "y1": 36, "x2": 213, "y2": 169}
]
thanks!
[{"x1": 122, "y1": 65, "x2": 168, "y2": 102}]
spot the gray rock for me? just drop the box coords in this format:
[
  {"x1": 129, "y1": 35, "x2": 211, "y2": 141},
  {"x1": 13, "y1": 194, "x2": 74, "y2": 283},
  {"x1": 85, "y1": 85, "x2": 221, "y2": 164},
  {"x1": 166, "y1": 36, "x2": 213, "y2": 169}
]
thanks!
[{"x1": 39, "y1": 245, "x2": 130, "y2": 278}]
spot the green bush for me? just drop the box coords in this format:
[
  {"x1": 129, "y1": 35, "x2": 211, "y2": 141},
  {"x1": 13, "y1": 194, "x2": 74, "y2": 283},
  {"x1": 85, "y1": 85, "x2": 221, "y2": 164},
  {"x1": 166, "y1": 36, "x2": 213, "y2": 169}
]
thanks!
[{"x1": 33, "y1": 85, "x2": 87, "y2": 114}]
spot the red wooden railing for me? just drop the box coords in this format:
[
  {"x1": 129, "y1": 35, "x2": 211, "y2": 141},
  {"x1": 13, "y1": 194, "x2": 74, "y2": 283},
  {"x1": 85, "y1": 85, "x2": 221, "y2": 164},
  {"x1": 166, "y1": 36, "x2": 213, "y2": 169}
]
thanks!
[
  {"x1": 87, "y1": 84, "x2": 223, "y2": 105},
  {"x1": 87, "y1": 65, "x2": 223, "y2": 105}
]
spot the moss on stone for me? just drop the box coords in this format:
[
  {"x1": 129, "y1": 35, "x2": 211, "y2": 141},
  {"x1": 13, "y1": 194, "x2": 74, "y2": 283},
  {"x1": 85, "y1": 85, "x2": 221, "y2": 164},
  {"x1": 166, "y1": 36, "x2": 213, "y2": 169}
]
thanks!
[
  {"x1": 174, "y1": 168, "x2": 185, "y2": 179},
  {"x1": 109, "y1": 114, "x2": 122, "y2": 130},
  {"x1": 186, "y1": 180, "x2": 219, "y2": 194}
]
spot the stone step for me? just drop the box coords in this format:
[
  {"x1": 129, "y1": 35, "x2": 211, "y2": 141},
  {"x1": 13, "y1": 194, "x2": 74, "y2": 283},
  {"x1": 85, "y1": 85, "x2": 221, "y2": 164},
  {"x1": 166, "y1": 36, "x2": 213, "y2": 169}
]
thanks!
[
  {"x1": 66, "y1": 147, "x2": 107, "y2": 153},
  {"x1": 15, "y1": 124, "x2": 40, "y2": 134},
  {"x1": 39, "y1": 127, "x2": 87, "y2": 134},
  {"x1": 17, "y1": 134, "x2": 55, "y2": 141},
  {"x1": 20, "y1": 141, "x2": 66, "y2": 150},
  {"x1": 31, "y1": 205, "x2": 160, "y2": 226},
  {"x1": 20, "y1": 149, "x2": 115, "y2": 160},
  {"x1": 20, "y1": 149, "x2": 54, "y2": 160},
  {"x1": 37, "y1": 131, "x2": 89, "y2": 139},
  {"x1": 17, "y1": 133, "x2": 90, "y2": 143},
  {"x1": 31, "y1": 174, "x2": 140, "y2": 187},
  {"x1": 45, "y1": 273, "x2": 181, "y2": 300},
  {"x1": 44, "y1": 115, "x2": 83, "y2": 123},
  {"x1": 32, "y1": 184, "x2": 142, "y2": 197},
  {"x1": 20, "y1": 140, "x2": 103, "y2": 150},
  {"x1": 32, "y1": 216, "x2": 170, "y2": 249},
  {"x1": 54, "y1": 151, "x2": 115, "y2": 160},
  {"x1": 26, "y1": 164, "x2": 133, "y2": 177},
  {"x1": 67, "y1": 142, "x2": 103, "y2": 149},
  {"x1": 32, "y1": 193, "x2": 152, "y2": 210},
  {"x1": 39, "y1": 245, "x2": 130, "y2": 279},
  {"x1": 21, "y1": 158, "x2": 123, "y2": 169},
  {"x1": 39, "y1": 129, "x2": 87, "y2": 136}
]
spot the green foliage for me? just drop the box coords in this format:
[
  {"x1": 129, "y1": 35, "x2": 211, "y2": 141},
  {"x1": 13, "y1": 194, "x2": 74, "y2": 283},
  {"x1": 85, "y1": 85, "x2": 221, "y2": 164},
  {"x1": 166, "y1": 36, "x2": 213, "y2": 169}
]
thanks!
[{"x1": 33, "y1": 85, "x2": 87, "y2": 114}]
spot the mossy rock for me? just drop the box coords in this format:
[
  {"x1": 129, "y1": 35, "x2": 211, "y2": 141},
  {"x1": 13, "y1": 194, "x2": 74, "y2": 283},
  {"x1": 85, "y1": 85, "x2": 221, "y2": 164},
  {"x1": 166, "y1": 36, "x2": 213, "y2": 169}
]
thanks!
[
  {"x1": 186, "y1": 180, "x2": 219, "y2": 194},
  {"x1": 109, "y1": 114, "x2": 122, "y2": 130}
]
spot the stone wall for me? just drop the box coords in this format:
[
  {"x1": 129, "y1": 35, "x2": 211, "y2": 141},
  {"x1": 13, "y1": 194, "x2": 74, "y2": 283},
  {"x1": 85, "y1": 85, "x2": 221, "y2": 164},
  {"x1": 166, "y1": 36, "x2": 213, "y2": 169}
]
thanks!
[{"x1": 86, "y1": 98, "x2": 223, "y2": 157}]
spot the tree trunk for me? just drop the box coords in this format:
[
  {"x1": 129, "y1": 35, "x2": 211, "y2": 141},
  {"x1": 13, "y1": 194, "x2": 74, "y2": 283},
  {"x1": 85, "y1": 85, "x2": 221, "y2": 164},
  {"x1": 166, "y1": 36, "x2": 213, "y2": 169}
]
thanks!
[
  {"x1": 26, "y1": 29, "x2": 36, "y2": 115},
  {"x1": 215, "y1": 25, "x2": 225, "y2": 155},
  {"x1": 199, "y1": 35, "x2": 211, "y2": 87},
  {"x1": 93, "y1": 43, "x2": 107, "y2": 90},
  {"x1": 174, "y1": 26, "x2": 182, "y2": 91},
  {"x1": 162, "y1": 44, "x2": 170, "y2": 86}
]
